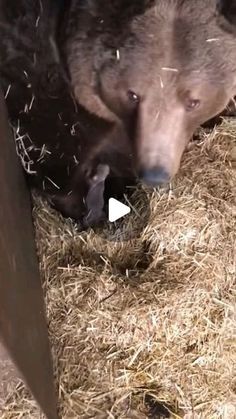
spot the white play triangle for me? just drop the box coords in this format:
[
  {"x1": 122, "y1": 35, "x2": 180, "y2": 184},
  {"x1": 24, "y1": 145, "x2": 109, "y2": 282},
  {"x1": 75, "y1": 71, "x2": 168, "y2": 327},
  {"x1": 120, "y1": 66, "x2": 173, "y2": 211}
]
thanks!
[{"x1": 108, "y1": 198, "x2": 131, "y2": 222}]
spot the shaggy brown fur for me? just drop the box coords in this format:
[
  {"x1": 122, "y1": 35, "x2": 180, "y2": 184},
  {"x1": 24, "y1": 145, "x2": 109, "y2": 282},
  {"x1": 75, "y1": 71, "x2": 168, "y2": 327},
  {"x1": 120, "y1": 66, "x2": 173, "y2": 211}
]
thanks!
[{"x1": 0, "y1": 0, "x2": 134, "y2": 225}]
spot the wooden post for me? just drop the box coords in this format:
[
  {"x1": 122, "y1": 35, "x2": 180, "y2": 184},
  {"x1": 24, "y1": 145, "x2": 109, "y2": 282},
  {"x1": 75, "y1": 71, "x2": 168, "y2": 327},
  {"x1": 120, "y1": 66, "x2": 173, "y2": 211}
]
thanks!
[{"x1": 0, "y1": 91, "x2": 58, "y2": 418}]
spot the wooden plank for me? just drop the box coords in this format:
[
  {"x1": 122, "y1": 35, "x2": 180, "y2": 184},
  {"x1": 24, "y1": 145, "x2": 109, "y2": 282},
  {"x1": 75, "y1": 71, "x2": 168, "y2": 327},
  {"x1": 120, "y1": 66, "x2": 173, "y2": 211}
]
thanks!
[{"x1": 0, "y1": 91, "x2": 58, "y2": 419}]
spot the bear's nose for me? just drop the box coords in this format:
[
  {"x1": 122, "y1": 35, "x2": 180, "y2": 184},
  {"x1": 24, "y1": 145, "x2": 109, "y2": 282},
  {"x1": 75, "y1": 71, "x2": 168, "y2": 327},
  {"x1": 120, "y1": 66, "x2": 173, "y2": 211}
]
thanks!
[{"x1": 139, "y1": 167, "x2": 170, "y2": 187}]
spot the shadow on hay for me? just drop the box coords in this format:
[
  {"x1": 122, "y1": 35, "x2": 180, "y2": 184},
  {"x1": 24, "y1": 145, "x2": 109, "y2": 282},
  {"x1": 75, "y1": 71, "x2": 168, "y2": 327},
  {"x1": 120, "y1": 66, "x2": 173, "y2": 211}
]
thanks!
[{"x1": 144, "y1": 393, "x2": 173, "y2": 418}]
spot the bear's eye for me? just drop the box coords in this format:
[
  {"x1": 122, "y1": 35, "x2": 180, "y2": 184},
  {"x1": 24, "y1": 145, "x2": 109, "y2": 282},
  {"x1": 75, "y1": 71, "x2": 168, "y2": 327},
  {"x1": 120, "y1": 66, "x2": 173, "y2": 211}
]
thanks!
[
  {"x1": 127, "y1": 90, "x2": 140, "y2": 105},
  {"x1": 186, "y1": 98, "x2": 200, "y2": 112}
]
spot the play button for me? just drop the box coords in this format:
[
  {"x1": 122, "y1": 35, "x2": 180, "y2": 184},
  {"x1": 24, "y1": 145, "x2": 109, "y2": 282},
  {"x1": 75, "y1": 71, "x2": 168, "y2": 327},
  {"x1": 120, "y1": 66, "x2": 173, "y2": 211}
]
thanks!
[
  {"x1": 108, "y1": 198, "x2": 131, "y2": 222},
  {"x1": 92, "y1": 177, "x2": 151, "y2": 242}
]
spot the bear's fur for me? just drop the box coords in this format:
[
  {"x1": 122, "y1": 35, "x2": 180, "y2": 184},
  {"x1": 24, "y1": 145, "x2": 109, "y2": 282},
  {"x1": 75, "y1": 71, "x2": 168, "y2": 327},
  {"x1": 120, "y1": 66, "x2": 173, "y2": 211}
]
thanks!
[{"x1": 0, "y1": 0, "x2": 134, "y2": 225}]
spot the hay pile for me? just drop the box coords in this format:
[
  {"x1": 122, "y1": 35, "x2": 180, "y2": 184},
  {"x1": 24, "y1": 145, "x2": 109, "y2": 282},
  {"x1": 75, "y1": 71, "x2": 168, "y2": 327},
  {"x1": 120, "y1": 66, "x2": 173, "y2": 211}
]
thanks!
[{"x1": 1, "y1": 119, "x2": 236, "y2": 418}]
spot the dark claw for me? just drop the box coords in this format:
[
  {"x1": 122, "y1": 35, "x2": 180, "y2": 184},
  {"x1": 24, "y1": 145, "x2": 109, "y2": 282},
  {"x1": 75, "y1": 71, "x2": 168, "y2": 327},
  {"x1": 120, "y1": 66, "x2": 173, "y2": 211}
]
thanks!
[{"x1": 82, "y1": 164, "x2": 110, "y2": 228}]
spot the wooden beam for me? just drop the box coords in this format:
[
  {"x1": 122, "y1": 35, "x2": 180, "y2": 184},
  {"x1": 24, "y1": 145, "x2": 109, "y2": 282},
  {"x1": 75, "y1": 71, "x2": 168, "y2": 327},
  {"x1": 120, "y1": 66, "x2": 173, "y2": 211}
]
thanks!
[{"x1": 0, "y1": 91, "x2": 58, "y2": 419}]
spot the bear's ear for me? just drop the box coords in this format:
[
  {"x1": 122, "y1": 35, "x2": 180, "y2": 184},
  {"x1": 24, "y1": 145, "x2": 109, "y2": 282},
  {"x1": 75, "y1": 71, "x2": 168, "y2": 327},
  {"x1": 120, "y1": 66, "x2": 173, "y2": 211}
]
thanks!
[{"x1": 216, "y1": 0, "x2": 236, "y2": 33}]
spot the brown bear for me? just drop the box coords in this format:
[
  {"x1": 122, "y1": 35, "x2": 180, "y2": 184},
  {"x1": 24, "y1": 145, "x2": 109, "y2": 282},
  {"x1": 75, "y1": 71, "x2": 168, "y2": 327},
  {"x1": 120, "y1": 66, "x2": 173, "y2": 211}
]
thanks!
[
  {"x1": 61, "y1": 0, "x2": 236, "y2": 187},
  {"x1": 1, "y1": 0, "x2": 236, "y2": 225}
]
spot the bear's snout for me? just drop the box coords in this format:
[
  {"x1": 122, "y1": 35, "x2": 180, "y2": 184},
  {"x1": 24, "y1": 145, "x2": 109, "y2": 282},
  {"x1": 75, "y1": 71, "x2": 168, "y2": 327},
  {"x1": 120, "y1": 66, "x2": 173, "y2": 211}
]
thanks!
[{"x1": 139, "y1": 166, "x2": 170, "y2": 187}]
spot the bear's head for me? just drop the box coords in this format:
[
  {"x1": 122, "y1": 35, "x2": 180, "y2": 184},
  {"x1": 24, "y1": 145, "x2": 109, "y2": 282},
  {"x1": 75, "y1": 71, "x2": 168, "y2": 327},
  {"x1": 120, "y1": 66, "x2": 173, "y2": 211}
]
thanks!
[{"x1": 62, "y1": 0, "x2": 236, "y2": 186}]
